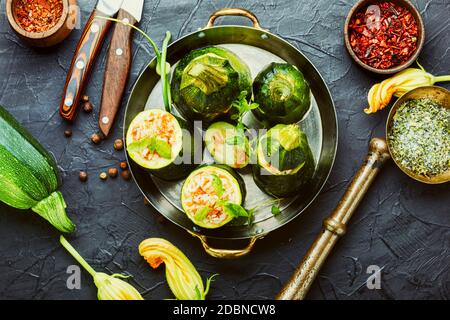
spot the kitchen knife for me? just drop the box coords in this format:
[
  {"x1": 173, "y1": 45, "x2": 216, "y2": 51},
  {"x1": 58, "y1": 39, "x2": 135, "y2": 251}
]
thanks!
[
  {"x1": 98, "y1": 0, "x2": 144, "y2": 137},
  {"x1": 59, "y1": 0, "x2": 123, "y2": 122}
]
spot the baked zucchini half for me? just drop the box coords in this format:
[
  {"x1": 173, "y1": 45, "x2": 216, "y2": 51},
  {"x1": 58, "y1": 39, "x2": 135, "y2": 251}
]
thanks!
[
  {"x1": 252, "y1": 124, "x2": 314, "y2": 197},
  {"x1": 181, "y1": 165, "x2": 246, "y2": 229},
  {"x1": 205, "y1": 122, "x2": 249, "y2": 169},
  {"x1": 126, "y1": 109, "x2": 197, "y2": 181},
  {"x1": 171, "y1": 46, "x2": 252, "y2": 123},
  {"x1": 252, "y1": 62, "x2": 311, "y2": 125}
]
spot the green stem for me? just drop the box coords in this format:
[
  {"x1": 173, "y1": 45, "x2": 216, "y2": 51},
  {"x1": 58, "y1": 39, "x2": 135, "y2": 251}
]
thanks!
[
  {"x1": 434, "y1": 75, "x2": 450, "y2": 83},
  {"x1": 251, "y1": 197, "x2": 284, "y2": 211},
  {"x1": 160, "y1": 31, "x2": 172, "y2": 113},
  {"x1": 60, "y1": 235, "x2": 97, "y2": 278},
  {"x1": 95, "y1": 16, "x2": 161, "y2": 61}
]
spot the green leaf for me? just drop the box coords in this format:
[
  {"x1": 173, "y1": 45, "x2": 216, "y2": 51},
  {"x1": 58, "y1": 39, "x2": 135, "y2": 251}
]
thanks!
[
  {"x1": 271, "y1": 205, "x2": 281, "y2": 216},
  {"x1": 231, "y1": 90, "x2": 259, "y2": 122},
  {"x1": 226, "y1": 135, "x2": 245, "y2": 145},
  {"x1": 211, "y1": 174, "x2": 225, "y2": 197},
  {"x1": 223, "y1": 202, "x2": 249, "y2": 218},
  {"x1": 194, "y1": 286, "x2": 202, "y2": 300},
  {"x1": 127, "y1": 136, "x2": 155, "y2": 153},
  {"x1": 246, "y1": 208, "x2": 255, "y2": 225},
  {"x1": 194, "y1": 206, "x2": 211, "y2": 221},
  {"x1": 154, "y1": 138, "x2": 172, "y2": 159}
]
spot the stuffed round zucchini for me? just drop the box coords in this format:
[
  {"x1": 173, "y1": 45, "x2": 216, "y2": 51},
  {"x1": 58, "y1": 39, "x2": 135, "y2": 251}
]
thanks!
[
  {"x1": 181, "y1": 165, "x2": 246, "y2": 229},
  {"x1": 171, "y1": 46, "x2": 252, "y2": 123},
  {"x1": 253, "y1": 124, "x2": 314, "y2": 197},
  {"x1": 205, "y1": 122, "x2": 250, "y2": 169},
  {"x1": 126, "y1": 109, "x2": 197, "y2": 181},
  {"x1": 252, "y1": 62, "x2": 311, "y2": 125}
]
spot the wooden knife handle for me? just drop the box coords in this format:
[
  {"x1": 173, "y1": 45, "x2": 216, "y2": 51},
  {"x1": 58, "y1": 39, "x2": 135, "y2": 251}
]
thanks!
[
  {"x1": 98, "y1": 10, "x2": 136, "y2": 137},
  {"x1": 59, "y1": 9, "x2": 112, "y2": 122}
]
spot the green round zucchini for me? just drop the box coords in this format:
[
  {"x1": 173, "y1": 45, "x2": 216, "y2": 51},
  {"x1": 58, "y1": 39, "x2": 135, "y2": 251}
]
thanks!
[
  {"x1": 252, "y1": 124, "x2": 315, "y2": 197},
  {"x1": 171, "y1": 46, "x2": 252, "y2": 123},
  {"x1": 181, "y1": 165, "x2": 246, "y2": 229},
  {"x1": 126, "y1": 109, "x2": 198, "y2": 181},
  {"x1": 252, "y1": 62, "x2": 311, "y2": 125},
  {"x1": 204, "y1": 121, "x2": 250, "y2": 169}
]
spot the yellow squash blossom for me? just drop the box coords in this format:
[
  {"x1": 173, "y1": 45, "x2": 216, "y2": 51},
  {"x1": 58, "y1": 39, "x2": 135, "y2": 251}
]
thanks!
[
  {"x1": 139, "y1": 238, "x2": 217, "y2": 300},
  {"x1": 365, "y1": 63, "x2": 450, "y2": 114},
  {"x1": 60, "y1": 236, "x2": 143, "y2": 300}
]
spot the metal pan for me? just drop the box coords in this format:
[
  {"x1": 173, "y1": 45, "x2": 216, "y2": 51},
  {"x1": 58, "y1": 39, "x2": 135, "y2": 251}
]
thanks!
[{"x1": 123, "y1": 8, "x2": 338, "y2": 258}]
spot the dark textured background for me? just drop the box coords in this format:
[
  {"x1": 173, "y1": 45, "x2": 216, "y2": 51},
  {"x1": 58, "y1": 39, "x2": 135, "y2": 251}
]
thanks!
[{"x1": 0, "y1": 0, "x2": 449, "y2": 300}]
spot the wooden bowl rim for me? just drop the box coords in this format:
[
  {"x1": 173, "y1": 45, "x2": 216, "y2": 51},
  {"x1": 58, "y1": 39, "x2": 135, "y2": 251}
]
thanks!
[
  {"x1": 344, "y1": 0, "x2": 425, "y2": 75},
  {"x1": 6, "y1": 0, "x2": 70, "y2": 40}
]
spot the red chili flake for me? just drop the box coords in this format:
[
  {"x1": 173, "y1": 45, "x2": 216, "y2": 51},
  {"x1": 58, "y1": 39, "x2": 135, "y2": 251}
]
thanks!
[
  {"x1": 348, "y1": 2, "x2": 418, "y2": 69},
  {"x1": 14, "y1": 0, "x2": 64, "y2": 33}
]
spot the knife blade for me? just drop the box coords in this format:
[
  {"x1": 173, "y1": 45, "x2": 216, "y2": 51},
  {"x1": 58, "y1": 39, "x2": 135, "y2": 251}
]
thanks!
[
  {"x1": 59, "y1": 0, "x2": 124, "y2": 122},
  {"x1": 98, "y1": 0, "x2": 144, "y2": 137}
]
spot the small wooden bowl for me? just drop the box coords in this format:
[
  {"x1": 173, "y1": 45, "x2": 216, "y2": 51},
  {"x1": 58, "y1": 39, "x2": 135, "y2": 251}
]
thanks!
[
  {"x1": 6, "y1": 0, "x2": 78, "y2": 47},
  {"x1": 344, "y1": 0, "x2": 425, "y2": 75}
]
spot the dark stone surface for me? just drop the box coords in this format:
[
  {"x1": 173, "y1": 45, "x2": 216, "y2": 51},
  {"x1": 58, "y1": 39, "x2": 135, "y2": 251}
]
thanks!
[{"x1": 0, "y1": 0, "x2": 449, "y2": 300}]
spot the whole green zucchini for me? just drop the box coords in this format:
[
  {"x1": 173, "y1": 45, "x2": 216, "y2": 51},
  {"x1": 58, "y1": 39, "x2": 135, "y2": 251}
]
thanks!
[{"x1": 0, "y1": 106, "x2": 75, "y2": 232}]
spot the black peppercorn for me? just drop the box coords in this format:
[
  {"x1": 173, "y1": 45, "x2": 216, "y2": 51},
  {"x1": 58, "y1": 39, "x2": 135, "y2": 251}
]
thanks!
[
  {"x1": 121, "y1": 170, "x2": 131, "y2": 180},
  {"x1": 64, "y1": 129, "x2": 72, "y2": 138},
  {"x1": 82, "y1": 102, "x2": 93, "y2": 113},
  {"x1": 114, "y1": 139, "x2": 124, "y2": 151},
  {"x1": 120, "y1": 161, "x2": 128, "y2": 170},
  {"x1": 79, "y1": 171, "x2": 88, "y2": 182},
  {"x1": 108, "y1": 167, "x2": 118, "y2": 178},
  {"x1": 91, "y1": 132, "x2": 103, "y2": 144}
]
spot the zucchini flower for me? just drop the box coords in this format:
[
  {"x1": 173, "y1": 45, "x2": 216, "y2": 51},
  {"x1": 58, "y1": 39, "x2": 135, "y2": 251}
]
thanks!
[
  {"x1": 60, "y1": 236, "x2": 143, "y2": 300},
  {"x1": 365, "y1": 63, "x2": 450, "y2": 114},
  {"x1": 139, "y1": 238, "x2": 217, "y2": 300}
]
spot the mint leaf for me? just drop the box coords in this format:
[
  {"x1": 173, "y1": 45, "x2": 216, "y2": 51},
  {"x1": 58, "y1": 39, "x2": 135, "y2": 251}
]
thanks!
[
  {"x1": 226, "y1": 135, "x2": 245, "y2": 145},
  {"x1": 154, "y1": 138, "x2": 172, "y2": 159},
  {"x1": 127, "y1": 136, "x2": 155, "y2": 153},
  {"x1": 223, "y1": 202, "x2": 249, "y2": 218},
  {"x1": 247, "y1": 208, "x2": 255, "y2": 225},
  {"x1": 211, "y1": 174, "x2": 224, "y2": 197},
  {"x1": 271, "y1": 205, "x2": 281, "y2": 216},
  {"x1": 195, "y1": 206, "x2": 211, "y2": 221},
  {"x1": 231, "y1": 91, "x2": 259, "y2": 123}
]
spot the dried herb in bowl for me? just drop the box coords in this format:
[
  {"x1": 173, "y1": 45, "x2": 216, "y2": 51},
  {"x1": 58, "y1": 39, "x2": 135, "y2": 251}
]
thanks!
[{"x1": 388, "y1": 99, "x2": 450, "y2": 177}]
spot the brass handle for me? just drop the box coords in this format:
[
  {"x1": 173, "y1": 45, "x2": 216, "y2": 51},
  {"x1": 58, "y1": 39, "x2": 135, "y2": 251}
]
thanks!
[
  {"x1": 205, "y1": 8, "x2": 262, "y2": 29},
  {"x1": 188, "y1": 231, "x2": 262, "y2": 259},
  {"x1": 276, "y1": 138, "x2": 391, "y2": 300}
]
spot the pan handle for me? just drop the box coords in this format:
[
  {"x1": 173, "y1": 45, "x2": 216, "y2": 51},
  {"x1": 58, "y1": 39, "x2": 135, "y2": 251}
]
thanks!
[
  {"x1": 205, "y1": 8, "x2": 262, "y2": 29},
  {"x1": 188, "y1": 231, "x2": 263, "y2": 259},
  {"x1": 276, "y1": 138, "x2": 391, "y2": 300}
]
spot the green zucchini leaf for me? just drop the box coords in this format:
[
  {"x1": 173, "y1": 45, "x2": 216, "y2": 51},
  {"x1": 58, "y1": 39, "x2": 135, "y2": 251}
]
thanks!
[
  {"x1": 154, "y1": 139, "x2": 172, "y2": 159},
  {"x1": 211, "y1": 174, "x2": 225, "y2": 197},
  {"x1": 271, "y1": 205, "x2": 281, "y2": 216},
  {"x1": 223, "y1": 202, "x2": 249, "y2": 218},
  {"x1": 127, "y1": 136, "x2": 155, "y2": 153},
  {"x1": 194, "y1": 206, "x2": 211, "y2": 221},
  {"x1": 128, "y1": 136, "x2": 172, "y2": 159}
]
